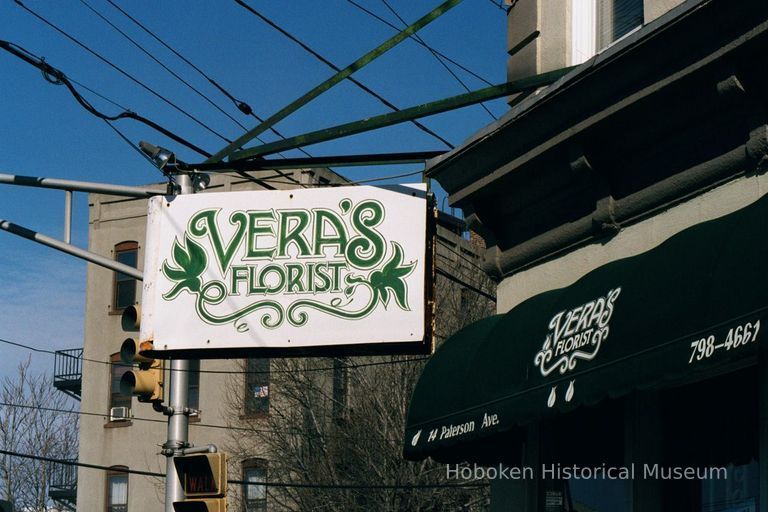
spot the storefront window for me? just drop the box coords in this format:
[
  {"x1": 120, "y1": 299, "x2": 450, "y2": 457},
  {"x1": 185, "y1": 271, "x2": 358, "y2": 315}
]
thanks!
[
  {"x1": 540, "y1": 399, "x2": 631, "y2": 512},
  {"x1": 660, "y1": 368, "x2": 759, "y2": 512}
]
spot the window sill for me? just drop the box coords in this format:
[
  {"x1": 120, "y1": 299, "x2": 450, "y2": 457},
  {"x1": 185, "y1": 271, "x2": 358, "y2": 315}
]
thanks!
[
  {"x1": 104, "y1": 420, "x2": 133, "y2": 428},
  {"x1": 108, "y1": 306, "x2": 133, "y2": 316},
  {"x1": 239, "y1": 413, "x2": 270, "y2": 421}
]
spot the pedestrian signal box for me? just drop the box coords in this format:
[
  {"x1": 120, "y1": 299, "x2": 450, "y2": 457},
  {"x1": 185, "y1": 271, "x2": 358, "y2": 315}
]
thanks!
[{"x1": 173, "y1": 453, "x2": 227, "y2": 512}]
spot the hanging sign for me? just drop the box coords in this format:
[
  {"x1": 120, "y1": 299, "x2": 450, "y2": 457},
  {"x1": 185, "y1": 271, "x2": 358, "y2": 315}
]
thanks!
[{"x1": 140, "y1": 184, "x2": 435, "y2": 358}]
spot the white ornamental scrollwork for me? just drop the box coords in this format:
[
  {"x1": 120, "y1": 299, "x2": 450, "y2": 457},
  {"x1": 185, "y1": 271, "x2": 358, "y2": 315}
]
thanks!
[
  {"x1": 535, "y1": 326, "x2": 610, "y2": 376},
  {"x1": 533, "y1": 287, "x2": 621, "y2": 378}
]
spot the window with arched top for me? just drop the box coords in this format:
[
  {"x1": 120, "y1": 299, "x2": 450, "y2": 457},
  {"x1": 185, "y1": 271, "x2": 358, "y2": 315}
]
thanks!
[
  {"x1": 242, "y1": 459, "x2": 267, "y2": 512},
  {"x1": 105, "y1": 466, "x2": 128, "y2": 512},
  {"x1": 113, "y1": 241, "x2": 138, "y2": 311}
]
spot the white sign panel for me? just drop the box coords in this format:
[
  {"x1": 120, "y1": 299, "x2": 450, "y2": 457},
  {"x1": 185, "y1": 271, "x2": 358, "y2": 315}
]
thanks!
[{"x1": 140, "y1": 184, "x2": 433, "y2": 357}]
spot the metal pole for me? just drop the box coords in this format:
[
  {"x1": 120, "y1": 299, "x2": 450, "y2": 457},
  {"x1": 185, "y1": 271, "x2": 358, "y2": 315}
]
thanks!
[
  {"x1": 0, "y1": 172, "x2": 165, "y2": 197},
  {"x1": 0, "y1": 219, "x2": 143, "y2": 280},
  {"x1": 64, "y1": 190, "x2": 72, "y2": 244},
  {"x1": 208, "y1": 0, "x2": 464, "y2": 163},
  {"x1": 760, "y1": 335, "x2": 768, "y2": 512},
  {"x1": 164, "y1": 173, "x2": 193, "y2": 512}
]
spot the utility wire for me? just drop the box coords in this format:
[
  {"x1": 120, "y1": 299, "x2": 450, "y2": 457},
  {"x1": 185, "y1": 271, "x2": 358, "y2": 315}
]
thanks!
[
  {"x1": 437, "y1": 239, "x2": 487, "y2": 274},
  {"x1": 224, "y1": 168, "x2": 425, "y2": 187},
  {"x1": 0, "y1": 39, "x2": 211, "y2": 157},
  {"x1": 102, "y1": 119, "x2": 165, "y2": 169},
  {"x1": 79, "y1": 0, "x2": 309, "y2": 186},
  {"x1": 0, "y1": 449, "x2": 487, "y2": 489},
  {"x1": 75, "y1": 0, "x2": 306, "y2": 184},
  {"x1": 343, "y1": 0, "x2": 495, "y2": 87},
  {"x1": 0, "y1": 336, "x2": 429, "y2": 375},
  {"x1": 14, "y1": 0, "x2": 232, "y2": 145},
  {"x1": 76, "y1": 0, "x2": 249, "y2": 132},
  {"x1": 487, "y1": 0, "x2": 509, "y2": 12},
  {"x1": 103, "y1": 0, "x2": 255, "y2": 120},
  {"x1": 233, "y1": 0, "x2": 455, "y2": 149},
  {"x1": 437, "y1": 268, "x2": 496, "y2": 302},
  {"x1": 0, "y1": 401, "x2": 408, "y2": 443},
  {"x1": 101, "y1": 0, "x2": 315, "y2": 160},
  {"x1": 379, "y1": 0, "x2": 497, "y2": 120}
]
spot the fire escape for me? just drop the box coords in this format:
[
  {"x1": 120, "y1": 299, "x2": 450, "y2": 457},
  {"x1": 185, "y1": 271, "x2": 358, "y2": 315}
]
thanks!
[
  {"x1": 48, "y1": 461, "x2": 77, "y2": 511},
  {"x1": 53, "y1": 348, "x2": 82, "y2": 400},
  {"x1": 50, "y1": 348, "x2": 82, "y2": 510}
]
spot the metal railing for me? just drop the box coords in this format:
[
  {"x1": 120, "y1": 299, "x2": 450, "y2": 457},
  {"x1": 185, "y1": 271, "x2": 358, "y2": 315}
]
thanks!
[
  {"x1": 48, "y1": 459, "x2": 77, "y2": 511},
  {"x1": 53, "y1": 349, "x2": 83, "y2": 400}
]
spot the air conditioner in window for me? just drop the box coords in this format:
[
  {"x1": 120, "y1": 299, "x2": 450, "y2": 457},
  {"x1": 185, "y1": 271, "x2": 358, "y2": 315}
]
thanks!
[{"x1": 109, "y1": 406, "x2": 131, "y2": 422}]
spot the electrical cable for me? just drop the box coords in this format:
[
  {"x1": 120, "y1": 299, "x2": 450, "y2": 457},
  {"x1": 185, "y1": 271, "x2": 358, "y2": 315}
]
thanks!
[
  {"x1": 0, "y1": 401, "x2": 408, "y2": 443},
  {"x1": 436, "y1": 240, "x2": 487, "y2": 274},
  {"x1": 101, "y1": 0, "x2": 315, "y2": 161},
  {"x1": 343, "y1": 0, "x2": 495, "y2": 87},
  {"x1": 13, "y1": 0, "x2": 232, "y2": 145},
  {"x1": 437, "y1": 251, "x2": 485, "y2": 278},
  {"x1": 487, "y1": 0, "x2": 509, "y2": 12},
  {"x1": 379, "y1": 0, "x2": 497, "y2": 120},
  {"x1": 437, "y1": 268, "x2": 496, "y2": 302},
  {"x1": 76, "y1": 0, "x2": 249, "y2": 132},
  {"x1": 219, "y1": 168, "x2": 425, "y2": 187},
  {"x1": 79, "y1": 0, "x2": 311, "y2": 186},
  {"x1": 0, "y1": 449, "x2": 488, "y2": 489},
  {"x1": 103, "y1": 0, "x2": 257, "y2": 121},
  {"x1": 102, "y1": 119, "x2": 167, "y2": 169},
  {"x1": 0, "y1": 336, "x2": 429, "y2": 375},
  {"x1": 0, "y1": 40, "x2": 211, "y2": 157},
  {"x1": 233, "y1": 0, "x2": 455, "y2": 150}
]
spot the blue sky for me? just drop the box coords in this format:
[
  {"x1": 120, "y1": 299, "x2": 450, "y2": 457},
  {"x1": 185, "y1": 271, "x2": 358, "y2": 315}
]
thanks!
[{"x1": 0, "y1": 0, "x2": 509, "y2": 378}]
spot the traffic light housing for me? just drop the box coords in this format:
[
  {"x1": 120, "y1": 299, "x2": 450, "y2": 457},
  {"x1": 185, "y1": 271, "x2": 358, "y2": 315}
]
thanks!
[
  {"x1": 172, "y1": 500, "x2": 225, "y2": 512},
  {"x1": 119, "y1": 305, "x2": 164, "y2": 403},
  {"x1": 173, "y1": 453, "x2": 227, "y2": 512}
]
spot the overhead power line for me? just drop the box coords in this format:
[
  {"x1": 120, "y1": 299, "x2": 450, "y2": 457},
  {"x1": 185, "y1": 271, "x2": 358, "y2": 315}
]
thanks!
[
  {"x1": 437, "y1": 268, "x2": 497, "y2": 302},
  {"x1": 0, "y1": 336, "x2": 429, "y2": 375},
  {"x1": 102, "y1": 119, "x2": 166, "y2": 169},
  {"x1": 101, "y1": 0, "x2": 314, "y2": 161},
  {"x1": 0, "y1": 449, "x2": 487, "y2": 489},
  {"x1": 343, "y1": 0, "x2": 495, "y2": 87},
  {"x1": 0, "y1": 40, "x2": 211, "y2": 157},
  {"x1": 379, "y1": 0, "x2": 497, "y2": 120},
  {"x1": 0, "y1": 400, "x2": 408, "y2": 443},
  {"x1": 76, "y1": 0, "x2": 249, "y2": 132},
  {"x1": 14, "y1": 0, "x2": 231, "y2": 145},
  {"x1": 231, "y1": 0, "x2": 455, "y2": 150}
]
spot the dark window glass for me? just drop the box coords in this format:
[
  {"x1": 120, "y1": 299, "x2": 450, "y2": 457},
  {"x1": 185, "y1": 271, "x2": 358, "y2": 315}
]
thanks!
[
  {"x1": 540, "y1": 399, "x2": 630, "y2": 512},
  {"x1": 659, "y1": 368, "x2": 758, "y2": 512},
  {"x1": 114, "y1": 242, "x2": 138, "y2": 310},
  {"x1": 245, "y1": 359, "x2": 270, "y2": 416},
  {"x1": 243, "y1": 460, "x2": 267, "y2": 512},
  {"x1": 110, "y1": 353, "x2": 131, "y2": 411},
  {"x1": 106, "y1": 468, "x2": 128, "y2": 512},
  {"x1": 188, "y1": 359, "x2": 200, "y2": 411},
  {"x1": 596, "y1": 0, "x2": 643, "y2": 50}
]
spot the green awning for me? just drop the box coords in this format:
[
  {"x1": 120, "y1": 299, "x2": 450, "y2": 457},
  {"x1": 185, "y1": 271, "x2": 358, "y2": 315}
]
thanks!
[{"x1": 404, "y1": 193, "x2": 768, "y2": 462}]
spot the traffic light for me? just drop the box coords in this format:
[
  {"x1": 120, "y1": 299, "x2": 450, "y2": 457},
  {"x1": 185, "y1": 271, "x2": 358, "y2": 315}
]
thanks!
[
  {"x1": 119, "y1": 305, "x2": 164, "y2": 403},
  {"x1": 173, "y1": 453, "x2": 227, "y2": 511}
]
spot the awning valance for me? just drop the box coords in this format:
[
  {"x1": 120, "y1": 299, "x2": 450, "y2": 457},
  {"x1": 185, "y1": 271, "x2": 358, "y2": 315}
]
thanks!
[{"x1": 404, "y1": 193, "x2": 768, "y2": 462}]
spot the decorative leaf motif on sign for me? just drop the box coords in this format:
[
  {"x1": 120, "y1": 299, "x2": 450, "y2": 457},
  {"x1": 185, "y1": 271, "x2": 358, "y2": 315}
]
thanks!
[
  {"x1": 159, "y1": 200, "x2": 419, "y2": 333},
  {"x1": 162, "y1": 235, "x2": 207, "y2": 299},
  {"x1": 286, "y1": 241, "x2": 415, "y2": 326}
]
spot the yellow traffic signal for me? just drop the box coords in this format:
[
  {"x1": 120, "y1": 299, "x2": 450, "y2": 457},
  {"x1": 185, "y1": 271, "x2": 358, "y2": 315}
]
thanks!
[
  {"x1": 119, "y1": 306, "x2": 164, "y2": 403},
  {"x1": 173, "y1": 453, "x2": 227, "y2": 512},
  {"x1": 172, "y1": 499, "x2": 226, "y2": 512}
]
